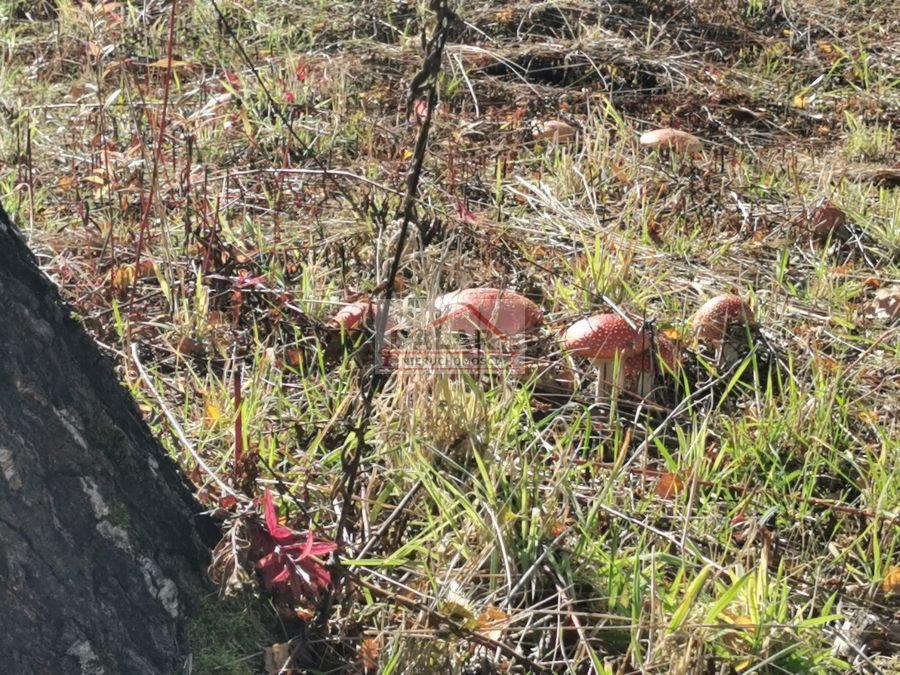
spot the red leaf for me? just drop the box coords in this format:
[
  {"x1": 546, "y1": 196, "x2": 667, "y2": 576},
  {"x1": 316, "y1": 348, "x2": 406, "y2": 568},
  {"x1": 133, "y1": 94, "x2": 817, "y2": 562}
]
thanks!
[
  {"x1": 234, "y1": 273, "x2": 266, "y2": 289},
  {"x1": 255, "y1": 490, "x2": 338, "y2": 603},
  {"x1": 411, "y1": 97, "x2": 429, "y2": 124},
  {"x1": 263, "y1": 489, "x2": 298, "y2": 544},
  {"x1": 455, "y1": 200, "x2": 479, "y2": 225}
]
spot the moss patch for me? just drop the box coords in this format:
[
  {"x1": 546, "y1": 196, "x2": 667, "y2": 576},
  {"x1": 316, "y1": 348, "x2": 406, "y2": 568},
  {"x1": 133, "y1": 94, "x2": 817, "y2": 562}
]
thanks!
[{"x1": 187, "y1": 593, "x2": 276, "y2": 675}]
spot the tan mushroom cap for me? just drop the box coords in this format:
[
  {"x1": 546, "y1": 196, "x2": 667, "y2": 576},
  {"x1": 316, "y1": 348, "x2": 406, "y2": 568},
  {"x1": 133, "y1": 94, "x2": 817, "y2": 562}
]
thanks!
[
  {"x1": 434, "y1": 287, "x2": 543, "y2": 337},
  {"x1": 328, "y1": 300, "x2": 373, "y2": 332},
  {"x1": 328, "y1": 299, "x2": 396, "y2": 334},
  {"x1": 562, "y1": 313, "x2": 650, "y2": 362},
  {"x1": 639, "y1": 127, "x2": 703, "y2": 153},
  {"x1": 533, "y1": 119, "x2": 578, "y2": 143},
  {"x1": 691, "y1": 294, "x2": 754, "y2": 343}
]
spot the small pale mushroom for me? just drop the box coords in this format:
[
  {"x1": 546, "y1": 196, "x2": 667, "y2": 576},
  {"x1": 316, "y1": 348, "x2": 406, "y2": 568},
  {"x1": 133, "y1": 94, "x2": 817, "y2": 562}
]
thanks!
[
  {"x1": 532, "y1": 119, "x2": 578, "y2": 143},
  {"x1": 433, "y1": 288, "x2": 543, "y2": 338},
  {"x1": 691, "y1": 294, "x2": 755, "y2": 363},
  {"x1": 639, "y1": 127, "x2": 703, "y2": 153},
  {"x1": 562, "y1": 313, "x2": 649, "y2": 395}
]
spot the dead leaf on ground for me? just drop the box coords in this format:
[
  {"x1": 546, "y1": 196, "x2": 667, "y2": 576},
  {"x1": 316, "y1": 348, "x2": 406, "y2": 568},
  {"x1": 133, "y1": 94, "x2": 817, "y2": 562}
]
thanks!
[
  {"x1": 655, "y1": 472, "x2": 685, "y2": 499},
  {"x1": 147, "y1": 58, "x2": 193, "y2": 70},
  {"x1": 203, "y1": 401, "x2": 220, "y2": 428},
  {"x1": 175, "y1": 335, "x2": 205, "y2": 356},
  {"x1": 110, "y1": 264, "x2": 135, "y2": 298},
  {"x1": 477, "y1": 607, "x2": 511, "y2": 642},
  {"x1": 135, "y1": 259, "x2": 157, "y2": 279},
  {"x1": 440, "y1": 581, "x2": 475, "y2": 623},
  {"x1": 882, "y1": 566, "x2": 900, "y2": 596},
  {"x1": 358, "y1": 637, "x2": 381, "y2": 672}
]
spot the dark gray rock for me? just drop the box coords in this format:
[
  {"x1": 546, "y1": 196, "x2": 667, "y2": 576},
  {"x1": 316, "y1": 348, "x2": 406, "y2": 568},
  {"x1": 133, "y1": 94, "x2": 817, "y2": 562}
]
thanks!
[{"x1": 0, "y1": 204, "x2": 211, "y2": 674}]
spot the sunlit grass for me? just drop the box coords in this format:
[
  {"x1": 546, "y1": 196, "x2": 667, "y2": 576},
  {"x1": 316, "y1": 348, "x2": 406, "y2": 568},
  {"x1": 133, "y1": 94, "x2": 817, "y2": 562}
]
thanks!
[{"x1": 1, "y1": 0, "x2": 897, "y2": 672}]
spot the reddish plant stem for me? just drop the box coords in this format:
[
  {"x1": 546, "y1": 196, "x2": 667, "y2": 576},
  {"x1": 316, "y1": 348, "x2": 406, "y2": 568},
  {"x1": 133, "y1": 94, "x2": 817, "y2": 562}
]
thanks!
[{"x1": 130, "y1": 0, "x2": 178, "y2": 300}]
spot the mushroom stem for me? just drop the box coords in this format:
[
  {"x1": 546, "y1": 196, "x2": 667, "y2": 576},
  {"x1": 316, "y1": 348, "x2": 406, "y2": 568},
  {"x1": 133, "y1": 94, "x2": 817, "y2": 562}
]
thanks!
[
  {"x1": 628, "y1": 367, "x2": 653, "y2": 399},
  {"x1": 592, "y1": 356, "x2": 629, "y2": 399}
]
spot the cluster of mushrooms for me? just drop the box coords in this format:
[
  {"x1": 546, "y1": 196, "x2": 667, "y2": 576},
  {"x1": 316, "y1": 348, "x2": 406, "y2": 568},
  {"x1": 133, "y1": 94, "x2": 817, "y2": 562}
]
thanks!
[
  {"x1": 320, "y1": 124, "x2": 875, "y2": 402},
  {"x1": 328, "y1": 287, "x2": 756, "y2": 400},
  {"x1": 323, "y1": 127, "x2": 758, "y2": 397}
]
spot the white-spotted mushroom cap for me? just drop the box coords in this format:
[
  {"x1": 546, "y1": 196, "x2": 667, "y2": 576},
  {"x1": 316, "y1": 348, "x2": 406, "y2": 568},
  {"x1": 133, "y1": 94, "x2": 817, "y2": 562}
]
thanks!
[
  {"x1": 691, "y1": 295, "x2": 754, "y2": 343},
  {"x1": 434, "y1": 288, "x2": 543, "y2": 337},
  {"x1": 639, "y1": 128, "x2": 703, "y2": 153},
  {"x1": 622, "y1": 336, "x2": 683, "y2": 396},
  {"x1": 561, "y1": 314, "x2": 650, "y2": 363}
]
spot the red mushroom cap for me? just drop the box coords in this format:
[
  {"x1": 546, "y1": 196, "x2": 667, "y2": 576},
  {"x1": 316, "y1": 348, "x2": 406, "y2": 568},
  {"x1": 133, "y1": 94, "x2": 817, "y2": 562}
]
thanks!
[
  {"x1": 562, "y1": 313, "x2": 650, "y2": 362},
  {"x1": 639, "y1": 128, "x2": 703, "y2": 153},
  {"x1": 623, "y1": 341, "x2": 684, "y2": 377},
  {"x1": 656, "y1": 334, "x2": 683, "y2": 373},
  {"x1": 623, "y1": 350, "x2": 653, "y2": 378},
  {"x1": 691, "y1": 295, "x2": 754, "y2": 343},
  {"x1": 808, "y1": 201, "x2": 848, "y2": 240},
  {"x1": 434, "y1": 287, "x2": 542, "y2": 337}
]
